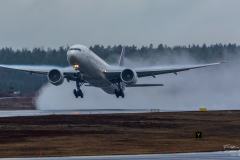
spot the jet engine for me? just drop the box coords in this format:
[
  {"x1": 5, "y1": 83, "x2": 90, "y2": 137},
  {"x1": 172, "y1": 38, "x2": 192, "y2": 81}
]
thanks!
[
  {"x1": 47, "y1": 69, "x2": 64, "y2": 86},
  {"x1": 120, "y1": 69, "x2": 138, "y2": 84}
]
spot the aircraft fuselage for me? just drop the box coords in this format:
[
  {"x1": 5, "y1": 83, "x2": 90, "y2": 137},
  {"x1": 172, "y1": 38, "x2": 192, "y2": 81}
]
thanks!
[{"x1": 67, "y1": 44, "x2": 118, "y2": 94}]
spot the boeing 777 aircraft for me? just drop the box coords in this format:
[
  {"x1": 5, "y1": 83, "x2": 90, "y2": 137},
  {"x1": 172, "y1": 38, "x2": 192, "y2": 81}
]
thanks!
[{"x1": 0, "y1": 44, "x2": 225, "y2": 98}]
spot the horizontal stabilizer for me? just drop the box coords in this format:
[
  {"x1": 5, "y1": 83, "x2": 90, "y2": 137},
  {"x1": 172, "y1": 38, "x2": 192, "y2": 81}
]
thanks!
[
  {"x1": 85, "y1": 84, "x2": 164, "y2": 87},
  {"x1": 126, "y1": 84, "x2": 164, "y2": 87}
]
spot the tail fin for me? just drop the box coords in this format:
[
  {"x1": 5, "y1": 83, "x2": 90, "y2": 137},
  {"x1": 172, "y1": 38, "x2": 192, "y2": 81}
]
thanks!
[
  {"x1": 118, "y1": 46, "x2": 125, "y2": 67},
  {"x1": 118, "y1": 46, "x2": 125, "y2": 91}
]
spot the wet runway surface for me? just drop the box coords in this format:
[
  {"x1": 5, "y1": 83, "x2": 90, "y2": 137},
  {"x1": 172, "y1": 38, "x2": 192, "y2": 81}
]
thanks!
[
  {"x1": 2, "y1": 151, "x2": 240, "y2": 159},
  {"x1": 0, "y1": 109, "x2": 149, "y2": 117},
  {"x1": 0, "y1": 108, "x2": 233, "y2": 117}
]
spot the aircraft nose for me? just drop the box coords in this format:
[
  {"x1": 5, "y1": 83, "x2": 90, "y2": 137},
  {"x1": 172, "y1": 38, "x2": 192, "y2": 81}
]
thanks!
[{"x1": 67, "y1": 51, "x2": 79, "y2": 64}]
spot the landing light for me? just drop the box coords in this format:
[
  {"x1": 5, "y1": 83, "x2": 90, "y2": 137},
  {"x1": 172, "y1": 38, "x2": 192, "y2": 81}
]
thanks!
[{"x1": 73, "y1": 64, "x2": 79, "y2": 69}]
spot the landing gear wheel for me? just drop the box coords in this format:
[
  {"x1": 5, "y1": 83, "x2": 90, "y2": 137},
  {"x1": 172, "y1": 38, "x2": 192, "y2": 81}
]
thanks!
[
  {"x1": 74, "y1": 79, "x2": 85, "y2": 98},
  {"x1": 73, "y1": 89, "x2": 84, "y2": 98},
  {"x1": 121, "y1": 92, "x2": 125, "y2": 98},
  {"x1": 115, "y1": 79, "x2": 125, "y2": 98},
  {"x1": 119, "y1": 89, "x2": 124, "y2": 98},
  {"x1": 78, "y1": 90, "x2": 84, "y2": 98},
  {"x1": 115, "y1": 89, "x2": 119, "y2": 98},
  {"x1": 115, "y1": 89, "x2": 125, "y2": 98},
  {"x1": 73, "y1": 89, "x2": 78, "y2": 98}
]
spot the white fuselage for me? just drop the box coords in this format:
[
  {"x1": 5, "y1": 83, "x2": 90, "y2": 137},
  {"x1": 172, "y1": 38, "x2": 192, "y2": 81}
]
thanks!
[{"x1": 67, "y1": 44, "x2": 118, "y2": 94}]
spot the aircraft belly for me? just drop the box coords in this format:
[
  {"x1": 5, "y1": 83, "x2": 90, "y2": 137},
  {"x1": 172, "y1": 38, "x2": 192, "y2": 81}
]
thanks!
[
  {"x1": 101, "y1": 84, "x2": 118, "y2": 94},
  {"x1": 77, "y1": 56, "x2": 112, "y2": 88},
  {"x1": 86, "y1": 78, "x2": 112, "y2": 88},
  {"x1": 76, "y1": 56, "x2": 97, "y2": 79}
]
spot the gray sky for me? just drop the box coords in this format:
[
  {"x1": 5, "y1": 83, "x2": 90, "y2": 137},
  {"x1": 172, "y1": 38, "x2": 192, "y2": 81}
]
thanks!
[{"x1": 1, "y1": 0, "x2": 240, "y2": 49}]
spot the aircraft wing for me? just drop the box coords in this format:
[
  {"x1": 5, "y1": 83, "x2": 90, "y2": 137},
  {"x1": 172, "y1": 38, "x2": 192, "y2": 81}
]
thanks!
[
  {"x1": 105, "y1": 61, "x2": 226, "y2": 80},
  {"x1": 0, "y1": 64, "x2": 76, "y2": 75},
  {"x1": 135, "y1": 61, "x2": 225, "y2": 78},
  {"x1": 0, "y1": 61, "x2": 225, "y2": 82}
]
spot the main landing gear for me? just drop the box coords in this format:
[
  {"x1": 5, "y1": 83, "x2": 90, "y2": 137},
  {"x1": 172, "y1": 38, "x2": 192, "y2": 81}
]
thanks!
[
  {"x1": 115, "y1": 80, "x2": 125, "y2": 98},
  {"x1": 115, "y1": 89, "x2": 124, "y2": 98},
  {"x1": 73, "y1": 89, "x2": 83, "y2": 98},
  {"x1": 73, "y1": 80, "x2": 84, "y2": 98}
]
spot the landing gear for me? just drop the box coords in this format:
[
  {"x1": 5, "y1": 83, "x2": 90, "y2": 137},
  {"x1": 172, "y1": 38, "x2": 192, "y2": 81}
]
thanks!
[
  {"x1": 114, "y1": 89, "x2": 119, "y2": 98},
  {"x1": 115, "y1": 79, "x2": 125, "y2": 98},
  {"x1": 73, "y1": 89, "x2": 83, "y2": 98},
  {"x1": 120, "y1": 89, "x2": 124, "y2": 98},
  {"x1": 115, "y1": 89, "x2": 124, "y2": 98},
  {"x1": 73, "y1": 79, "x2": 84, "y2": 98}
]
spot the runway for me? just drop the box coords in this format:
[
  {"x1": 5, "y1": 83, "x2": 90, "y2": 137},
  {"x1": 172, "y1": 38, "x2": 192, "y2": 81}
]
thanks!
[
  {"x1": 0, "y1": 108, "x2": 234, "y2": 117},
  {"x1": 0, "y1": 97, "x2": 219, "y2": 117},
  {"x1": 2, "y1": 151, "x2": 240, "y2": 159},
  {"x1": 0, "y1": 109, "x2": 149, "y2": 117}
]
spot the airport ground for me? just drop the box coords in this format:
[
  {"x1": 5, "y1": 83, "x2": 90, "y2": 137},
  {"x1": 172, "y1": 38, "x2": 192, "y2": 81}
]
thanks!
[
  {"x1": 0, "y1": 97, "x2": 35, "y2": 110},
  {"x1": 0, "y1": 91, "x2": 36, "y2": 110},
  {"x1": 0, "y1": 110, "x2": 240, "y2": 158}
]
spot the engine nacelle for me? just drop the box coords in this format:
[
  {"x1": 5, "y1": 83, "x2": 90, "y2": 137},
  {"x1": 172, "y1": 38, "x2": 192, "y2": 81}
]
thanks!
[
  {"x1": 47, "y1": 69, "x2": 64, "y2": 86},
  {"x1": 120, "y1": 69, "x2": 138, "y2": 84}
]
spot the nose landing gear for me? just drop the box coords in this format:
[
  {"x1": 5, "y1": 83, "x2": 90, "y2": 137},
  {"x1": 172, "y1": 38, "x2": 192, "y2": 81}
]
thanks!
[
  {"x1": 73, "y1": 79, "x2": 84, "y2": 98},
  {"x1": 73, "y1": 89, "x2": 83, "y2": 98}
]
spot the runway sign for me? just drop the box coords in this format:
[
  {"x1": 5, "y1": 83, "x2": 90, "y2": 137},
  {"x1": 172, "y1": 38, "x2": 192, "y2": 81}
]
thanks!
[
  {"x1": 199, "y1": 108, "x2": 207, "y2": 111},
  {"x1": 195, "y1": 131, "x2": 203, "y2": 139}
]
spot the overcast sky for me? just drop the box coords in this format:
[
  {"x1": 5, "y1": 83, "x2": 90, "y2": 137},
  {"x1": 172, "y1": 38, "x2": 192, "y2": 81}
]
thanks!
[{"x1": 0, "y1": 0, "x2": 240, "y2": 49}]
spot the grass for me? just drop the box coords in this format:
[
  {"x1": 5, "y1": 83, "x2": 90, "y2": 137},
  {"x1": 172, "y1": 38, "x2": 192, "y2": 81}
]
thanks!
[{"x1": 0, "y1": 111, "x2": 240, "y2": 157}]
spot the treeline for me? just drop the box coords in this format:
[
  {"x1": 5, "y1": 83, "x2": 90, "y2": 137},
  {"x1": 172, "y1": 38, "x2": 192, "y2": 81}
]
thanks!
[{"x1": 0, "y1": 43, "x2": 239, "y2": 93}]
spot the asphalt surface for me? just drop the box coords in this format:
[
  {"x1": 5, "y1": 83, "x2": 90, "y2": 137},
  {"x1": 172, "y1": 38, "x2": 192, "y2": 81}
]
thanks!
[
  {"x1": 0, "y1": 108, "x2": 234, "y2": 117},
  {"x1": 0, "y1": 109, "x2": 150, "y2": 117},
  {"x1": 2, "y1": 151, "x2": 240, "y2": 160}
]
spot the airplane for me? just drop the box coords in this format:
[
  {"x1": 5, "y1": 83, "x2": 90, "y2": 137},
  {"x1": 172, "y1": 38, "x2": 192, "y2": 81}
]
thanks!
[{"x1": 0, "y1": 44, "x2": 225, "y2": 98}]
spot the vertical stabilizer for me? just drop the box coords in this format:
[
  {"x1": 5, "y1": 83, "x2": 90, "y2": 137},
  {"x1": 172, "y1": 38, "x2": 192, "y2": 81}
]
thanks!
[
  {"x1": 118, "y1": 46, "x2": 125, "y2": 91},
  {"x1": 118, "y1": 46, "x2": 125, "y2": 67}
]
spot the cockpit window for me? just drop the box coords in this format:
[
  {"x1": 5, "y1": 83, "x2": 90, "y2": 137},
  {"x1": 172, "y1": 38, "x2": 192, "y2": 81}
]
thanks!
[{"x1": 68, "y1": 48, "x2": 81, "y2": 51}]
